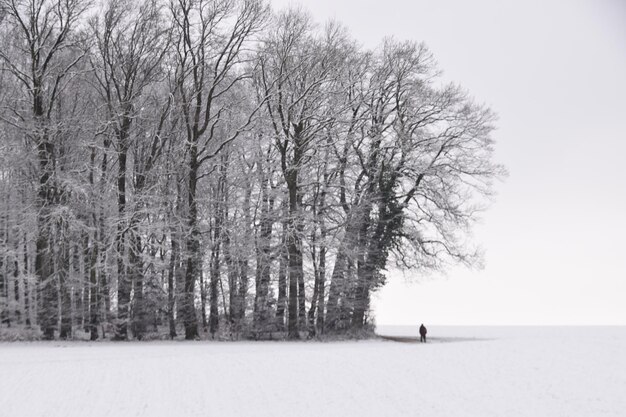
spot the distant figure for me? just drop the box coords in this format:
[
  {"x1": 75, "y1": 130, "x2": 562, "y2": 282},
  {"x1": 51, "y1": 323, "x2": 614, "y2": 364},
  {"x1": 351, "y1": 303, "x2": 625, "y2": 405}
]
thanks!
[{"x1": 419, "y1": 324, "x2": 427, "y2": 343}]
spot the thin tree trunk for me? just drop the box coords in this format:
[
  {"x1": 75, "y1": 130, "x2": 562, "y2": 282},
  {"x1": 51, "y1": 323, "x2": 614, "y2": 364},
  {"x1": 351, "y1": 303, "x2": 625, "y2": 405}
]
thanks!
[
  {"x1": 201, "y1": 269, "x2": 209, "y2": 332},
  {"x1": 182, "y1": 146, "x2": 200, "y2": 340},
  {"x1": 130, "y1": 231, "x2": 146, "y2": 339},
  {"x1": 167, "y1": 235, "x2": 179, "y2": 339},
  {"x1": 237, "y1": 259, "x2": 249, "y2": 321},
  {"x1": 275, "y1": 201, "x2": 288, "y2": 331},
  {"x1": 114, "y1": 120, "x2": 131, "y2": 340},
  {"x1": 237, "y1": 175, "x2": 252, "y2": 323},
  {"x1": 209, "y1": 254, "x2": 219, "y2": 337},
  {"x1": 308, "y1": 222, "x2": 327, "y2": 334},
  {"x1": 316, "y1": 246, "x2": 326, "y2": 332},
  {"x1": 58, "y1": 222, "x2": 72, "y2": 340},
  {"x1": 23, "y1": 234, "x2": 31, "y2": 327},
  {"x1": 98, "y1": 139, "x2": 111, "y2": 332},
  {"x1": 352, "y1": 206, "x2": 372, "y2": 329},
  {"x1": 254, "y1": 175, "x2": 273, "y2": 332},
  {"x1": 35, "y1": 137, "x2": 57, "y2": 340},
  {"x1": 308, "y1": 235, "x2": 319, "y2": 335},
  {"x1": 89, "y1": 232, "x2": 99, "y2": 340},
  {"x1": 80, "y1": 237, "x2": 90, "y2": 331},
  {"x1": 286, "y1": 181, "x2": 302, "y2": 339},
  {"x1": 209, "y1": 157, "x2": 228, "y2": 337}
]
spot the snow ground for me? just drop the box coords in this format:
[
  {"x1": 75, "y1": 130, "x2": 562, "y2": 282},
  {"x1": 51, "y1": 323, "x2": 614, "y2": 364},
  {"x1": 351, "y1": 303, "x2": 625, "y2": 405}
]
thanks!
[{"x1": 0, "y1": 326, "x2": 624, "y2": 417}]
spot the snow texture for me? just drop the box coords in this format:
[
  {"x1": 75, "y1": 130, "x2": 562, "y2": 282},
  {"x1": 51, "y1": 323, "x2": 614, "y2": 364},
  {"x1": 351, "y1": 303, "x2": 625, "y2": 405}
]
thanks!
[{"x1": 0, "y1": 326, "x2": 624, "y2": 417}]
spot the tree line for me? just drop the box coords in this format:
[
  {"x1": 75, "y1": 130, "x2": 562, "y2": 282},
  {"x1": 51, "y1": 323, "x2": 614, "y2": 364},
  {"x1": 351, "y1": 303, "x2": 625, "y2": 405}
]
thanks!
[{"x1": 0, "y1": 0, "x2": 503, "y2": 340}]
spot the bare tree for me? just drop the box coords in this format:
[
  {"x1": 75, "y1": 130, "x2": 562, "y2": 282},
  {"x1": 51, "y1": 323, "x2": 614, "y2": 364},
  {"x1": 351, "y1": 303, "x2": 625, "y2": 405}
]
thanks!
[
  {"x1": 256, "y1": 11, "x2": 349, "y2": 338},
  {"x1": 0, "y1": 0, "x2": 93, "y2": 339},
  {"x1": 89, "y1": 0, "x2": 171, "y2": 340},
  {"x1": 169, "y1": 0, "x2": 268, "y2": 339},
  {"x1": 325, "y1": 40, "x2": 504, "y2": 330}
]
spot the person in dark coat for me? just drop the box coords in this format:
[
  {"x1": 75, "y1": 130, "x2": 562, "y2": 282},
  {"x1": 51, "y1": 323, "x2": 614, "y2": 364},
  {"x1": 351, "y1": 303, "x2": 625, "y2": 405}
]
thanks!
[{"x1": 419, "y1": 324, "x2": 427, "y2": 343}]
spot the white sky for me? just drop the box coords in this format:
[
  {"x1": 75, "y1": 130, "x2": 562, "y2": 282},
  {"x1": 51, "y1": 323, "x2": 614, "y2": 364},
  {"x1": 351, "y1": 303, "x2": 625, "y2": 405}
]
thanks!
[{"x1": 268, "y1": 0, "x2": 626, "y2": 325}]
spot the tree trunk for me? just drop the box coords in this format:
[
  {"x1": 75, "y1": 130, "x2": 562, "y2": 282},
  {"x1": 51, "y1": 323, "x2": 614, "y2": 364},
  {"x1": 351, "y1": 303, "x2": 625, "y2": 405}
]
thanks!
[
  {"x1": 236, "y1": 175, "x2": 252, "y2": 323},
  {"x1": 308, "y1": 239, "x2": 326, "y2": 335},
  {"x1": 200, "y1": 269, "x2": 209, "y2": 332},
  {"x1": 58, "y1": 222, "x2": 72, "y2": 340},
  {"x1": 209, "y1": 160, "x2": 227, "y2": 337},
  {"x1": 316, "y1": 246, "x2": 326, "y2": 332},
  {"x1": 114, "y1": 121, "x2": 131, "y2": 340},
  {"x1": 352, "y1": 206, "x2": 373, "y2": 329},
  {"x1": 35, "y1": 128, "x2": 57, "y2": 340},
  {"x1": 308, "y1": 239, "x2": 319, "y2": 335},
  {"x1": 237, "y1": 259, "x2": 249, "y2": 321},
  {"x1": 98, "y1": 139, "x2": 111, "y2": 332},
  {"x1": 89, "y1": 233, "x2": 99, "y2": 341},
  {"x1": 286, "y1": 175, "x2": 302, "y2": 339},
  {"x1": 224, "y1": 239, "x2": 237, "y2": 324},
  {"x1": 167, "y1": 234, "x2": 179, "y2": 339},
  {"x1": 80, "y1": 239, "x2": 90, "y2": 331},
  {"x1": 325, "y1": 249, "x2": 345, "y2": 332},
  {"x1": 326, "y1": 218, "x2": 360, "y2": 333},
  {"x1": 130, "y1": 231, "x2": 146, "y2": 340},
  {"x1": 23, "y1": 235, "x2": 32, "y2": 327},
  {"x1": 209, "y1": 252, "x2": 220, "y2": 337},
  {"x1": 253, "y1": 174, "x2": 273, "y2": 332},
  {"x1": 182, "y1": 146, "x2": 200, "y2": 340}
]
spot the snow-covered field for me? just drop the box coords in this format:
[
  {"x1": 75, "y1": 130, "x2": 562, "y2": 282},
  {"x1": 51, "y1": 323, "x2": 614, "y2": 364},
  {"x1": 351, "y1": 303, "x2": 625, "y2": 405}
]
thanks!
[{"x1": 1, "y1": 326, "x2": 624, "y2": 417}]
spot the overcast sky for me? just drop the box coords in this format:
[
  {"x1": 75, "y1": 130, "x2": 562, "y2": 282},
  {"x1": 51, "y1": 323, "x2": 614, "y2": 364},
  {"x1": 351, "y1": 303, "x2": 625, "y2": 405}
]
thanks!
[{"x1": 269, "y1": 0, "x2": 626, "y2": 325}]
